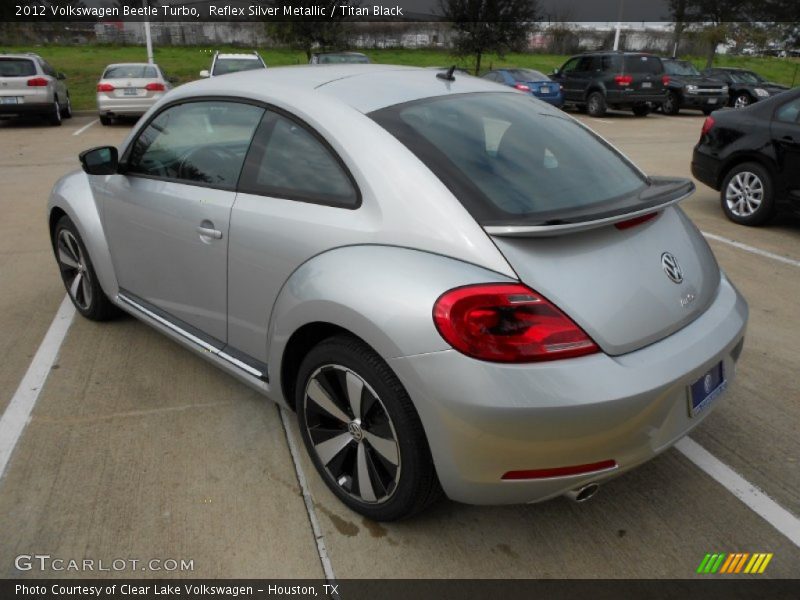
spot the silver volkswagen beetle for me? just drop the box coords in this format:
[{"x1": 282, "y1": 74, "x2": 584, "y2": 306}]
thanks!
[{"x1": 48, "y1": 65, "x2": 748, "y2": 521}]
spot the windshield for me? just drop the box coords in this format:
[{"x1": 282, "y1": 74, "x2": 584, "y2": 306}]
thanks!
[
  {"x1": 664, "y1": 60, "x2": 700, "y2": 76},
  {"x1": 103, "y1": 65, "x2": 158, "y2": 79},
  {"x1": 507, "y1": 69, "x2": 549, "y2": 82},
  {"x1": 0, "y1": 58, "x2": 37, "y2": 77},
  {"x1": 213, "y1": 59, "x2": 263, "y2": 76},
  {"x1": 370, "y1": 93, "x2": 647, "y2": 226},
  {"x1": 728, "y1": 70, "x2": 764, "y2": 84}
]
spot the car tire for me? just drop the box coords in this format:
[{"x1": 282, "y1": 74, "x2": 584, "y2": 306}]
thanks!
[
  {"x1": 733, "y1": 93, "x2": 752, "y2": 108},
  {"x1": 53, "y1": 215, "x2": 120, "y2": 321},
  {"x1": 632, "y1": 103, "x2": 651, "y2": 117},
  {"x1": 99, "y1": 115, "x2": 112, "y2": 126},
  {"x1": 720, "y1": 162, "x2": 776, "y2": 226},
  {"x1": 662, "y1": 91, "x2": 681, "y2": 115},
  {"x1": 586, "y1": 91, "x2": 607, "y2": 117},
  {"x1": 61, "y1": 94, "x2": 72, "y2": 119},
  {"x1": 48, "y1": 97, "x2": 63, "y2": 126},
  {"x1": 296, "y1": 334, "x2": 442, "y2": 521}
]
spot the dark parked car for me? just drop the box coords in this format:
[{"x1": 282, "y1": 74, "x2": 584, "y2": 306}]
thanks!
[
  {"x1": 661, "y1": 59, "x2": 729, "y2": 115},
  {"x1": 692, "y1": 88, "x2": 800, "y2": 225},
  {"x1": 702, "y1": 67, "x2": 789, "y2": 109},
  {"x1": 550, "y1": 51, "x2": 666, "y2": 117},
  {"x1": 309, "y1": 52, "x2": 370, "y2": 65},
  {"x1": 482, "y1": 68, "x2": 564, "y2": 108}
]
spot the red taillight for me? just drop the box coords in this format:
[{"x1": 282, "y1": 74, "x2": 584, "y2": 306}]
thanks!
[
  {"x1": 614, "y1": 74, "x2": 633, "y2": 86},
  {"x1": 96, "y1": 83, "x2": 115, "y2": 92},
  {"x1": 614, "y1": 212, "x2": 658, "y2": 230},
  {"x1": 502, "y1": 459, "x2": 617, "y2": 480},
  {"x1": 432, "y1": 283, "x2": 599, "y2": 363},
  {"x1": 514, "y1": 83, "x2": 531, "y2": 92},
  {"x1": 662, "y1": 75, "x2": 670, "y2": 86},
  {"x1": 700, "y1": 116, "x2": 715, "y2": 137},
  {"x1": 145, "y1": 82, "x2": 165, "y2": 91},
  {"x1": 27, "y1": 77, "x2": 49, "y2": 87}
]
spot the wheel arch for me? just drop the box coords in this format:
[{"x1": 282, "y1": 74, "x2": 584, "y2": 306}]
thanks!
[{"x1": 716, "y1": 152, "x2": 778, "y2": 189}]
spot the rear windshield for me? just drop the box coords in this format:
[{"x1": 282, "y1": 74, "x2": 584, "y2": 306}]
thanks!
[
  {"x1": 370, "y1": 92, "x2": 647, "y2": 226},
  {"x1": 507, "y1": 69, "x2": 549, "y2": 82},
  {"x1": 103, "y1": 65, "x2": 158, "y2": 79},
  {"x1": 0, "y1": 58, "x2": 36, "y2": 77},
  {"x1": 663, "y1": 60, "x2": 700, "y2": 76},
  {"x1": 318, "y1": 54, "x2": 369, "y2": 64},
  {"x1": 212, "y1": 59, "x2": 263, "y2": 76},
  {"x1": 623, "y1": 55, "x2": 663, "y2": 74}
]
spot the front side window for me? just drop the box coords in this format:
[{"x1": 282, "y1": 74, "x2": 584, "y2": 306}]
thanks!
[
  {"x1": 560, "y1": 57, "x2": 580, "y2": 74},
  {"x1": 371, "y1": 92, "x2": 647, "y2": 226},
  {"x1": 126, "y1": 101, "x2": 265, "y2": 189},
  {"x1": 776, "y1": 98, "x2": 800, "y2": 124},
  {"x1": 239, "y1": 111, "x2": 358, "y2": 207}
]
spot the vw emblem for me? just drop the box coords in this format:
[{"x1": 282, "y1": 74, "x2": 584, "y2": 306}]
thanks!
[
  {"x1": 661, "y1": 252, "x2": 683, "y2": 284},
  {"x1": 347, "y1": 420, "x2": 364, "y2": 442},
  {"x1": 703, "y1": 373, "x2": 713, "y2": 394}
]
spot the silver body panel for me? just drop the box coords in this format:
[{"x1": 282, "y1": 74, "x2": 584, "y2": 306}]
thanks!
[
  {"x1": 0, "y1": 53, "x2": 68, "y2": 114},
  {"x1": 96, "y1": 63, "x2": 170, "y2": 117},
  {"x1": 48, "y1": 65, "x2": 749, "y2": 505}
]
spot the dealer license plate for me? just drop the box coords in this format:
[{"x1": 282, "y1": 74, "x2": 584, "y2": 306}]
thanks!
[
  {"x1": 539, "y1": 86, "x2": 550, "y2": 94},
  {"x1": 689, "y1": 362, "x2": 726, "y2": 416},
  {"x1": 707, "y1": 98, "x2": 718, "y2": 104},
  {"x1": 642, "y1": 82, "x2": 652, "y2": 88},
  {"x1": 0, "y1": 97, "x2": 19, "y2": 105},
  {"x1": 123, "y1": 88, "x2": 138, "y2": 96}
]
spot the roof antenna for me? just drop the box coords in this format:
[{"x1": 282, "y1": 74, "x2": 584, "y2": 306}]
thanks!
[{"x1": 437, "y1": 65, "x2": 457, "y2": 81}]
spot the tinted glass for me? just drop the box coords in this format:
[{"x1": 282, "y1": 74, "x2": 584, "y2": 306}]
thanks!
[
  {"x1": 212, "y1": 59, "x2": 263, "y2": 76},
  {"x1": 663, "y1": 60, "x2": 700, "y2": 76},
  {"x1": 318, "y1": 54, "x2": 369, "y2": 64},
  {"x1": 560, "y1": 58, "x2": 580, "y2": 73},
  {"x1": 127, "y1": 101, "x2": 264, "y2": 188},
  {"x1": 240, "y1": 112, "x2": 358, "y2": 207},
  {"x1": 0, "y1": 59, "x2": 36, "y2": 77},
  {"x1": 371, "y1": 93, "x2": 646, "y2": 225},
  {"x1": 776, "y1": 98, "x2": 800, "y2": 124},
  {"x1": 623, "y1": 55, "x2": 663, "y2": 74},
  {"x1": 601, "y1": 55, "x2": 622, "y2": 71},
  {"x1": 728, "y1": 70, "x2": 763, "y2": 84},
  {"x1": 508, "y1": 69, "x2": 549, "y2": 81},
  {"x1": 103, "y1": 65, "x2": 158, "y2": 79}
]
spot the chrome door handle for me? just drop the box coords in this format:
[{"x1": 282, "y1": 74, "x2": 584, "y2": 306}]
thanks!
[{"x1": 196, "y1": 226, "x2": 222, "y2": 240}]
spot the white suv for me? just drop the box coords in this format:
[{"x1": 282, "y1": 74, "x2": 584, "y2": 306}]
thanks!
[
  {"x1": 199, "y1": 52, "x2": 266, "y2": 78},
  {"x1": 0, "y1": 53, "x2": 72, "y2": 126}
]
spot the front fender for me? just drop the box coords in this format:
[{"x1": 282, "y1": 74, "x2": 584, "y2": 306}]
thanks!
[
  {"x1": 48, "y1": 171, "x2": 118, "y2": 298},
  {"x1": 266, "y1": 245, "x2": 516, "y2": 404}
]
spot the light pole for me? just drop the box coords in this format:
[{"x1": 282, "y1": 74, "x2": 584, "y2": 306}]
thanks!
[
  {"x1": 612, "y1": 0, "x2": 624, "y2": 51},
  {"x1": 143, "y1": 0, "x2": 154, "y2": 64}
]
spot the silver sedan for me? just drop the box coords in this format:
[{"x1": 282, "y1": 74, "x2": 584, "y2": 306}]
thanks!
[
  {"x1": 48, "y1": 66, "x2": 748, "y2": 521},
  {"x1": 96, "y1": 63, "x2": 173, "y2": 125}
]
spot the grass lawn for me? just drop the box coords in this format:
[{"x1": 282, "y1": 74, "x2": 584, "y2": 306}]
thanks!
[{"x1": 4, "y1": 45, "x2": 799, "y2": 110}]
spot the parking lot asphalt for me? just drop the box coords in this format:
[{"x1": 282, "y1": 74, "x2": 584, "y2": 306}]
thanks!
[{"x1": 1, "y1": 110, "x2": 799, "y2": 579}]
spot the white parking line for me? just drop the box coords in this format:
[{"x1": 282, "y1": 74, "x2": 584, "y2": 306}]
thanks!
[
  {"x1": 72, "y1": 119, "x2": 98, "y2": 136},
  {"x1": 278, "y1": 406, "x2": 337, "y2": 582},
  {"x1": 702, "y1": 231, "x2": 800, "y2": 268},
  {"x1": 0, "y1": 295, "x2": 74, "y2": 481},
  {"x1": 677, "y1": 437, "x2": 800, "y2": 548}
]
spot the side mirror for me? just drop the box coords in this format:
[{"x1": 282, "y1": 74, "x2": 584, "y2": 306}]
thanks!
[
  {"x1": 57, "y1": 72, "x2": 67, "y2": 80},
  {"x1": 199, "y1": 70, "x2": 210, "y2": 78},
  {"x1": 79, "y1": 146, "x2": 118, "y2": 176}
]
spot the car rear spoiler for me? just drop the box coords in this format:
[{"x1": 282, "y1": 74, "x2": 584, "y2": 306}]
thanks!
[{"x1": 484, "y1": 178, "x2": 694, "y2": 238}]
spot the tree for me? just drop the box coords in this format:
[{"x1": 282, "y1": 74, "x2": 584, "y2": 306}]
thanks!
[
  {"x1": 267, "y1": 1, "x2": 356, "y2": 61},
  {"x1": 682, "y1": 0, "x2": 751, "y2": 68},
  {"x1": 668, "y1": 0, "x2": 688, "y2": 57},
  {"x1": 440, "y1": 0, "x2": 539, "y2": 75}
]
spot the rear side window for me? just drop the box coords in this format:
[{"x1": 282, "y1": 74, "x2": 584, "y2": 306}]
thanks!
[
  {"x1": 127, "y1": 101, "x2": 265, "y2": 189},
  {"x1": 0, "y1": 59, "x2": 36, "y2": 77},
  {"x1": 104, "y1": 65, "x2": 157, "y2": 79},
  {"x1": 239, "y1": 111, "x2": 358, "y2": 207},
  {"x1": 371, "y1": 92, "x2": 647, "y2": 226},
  {"x1": 623, "y1": 55, "x2": 663, "y2": 74}
]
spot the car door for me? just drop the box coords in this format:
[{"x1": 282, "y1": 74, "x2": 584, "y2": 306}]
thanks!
[
  {"x1": 564, "y1": 57, "x2": 592, "y2": 102},
  {"x1": 772, "y1": 96, "x2": 800, "y2": 199},
  {"x1": 101, "y1": 99, "x2": 265, "y2": 342},
  {"x1": 39, "y1": 58, "x2": 66, "y2": 101},
  {"x1": 225, "y1": 109, "x2": 361, "y2": 366}
]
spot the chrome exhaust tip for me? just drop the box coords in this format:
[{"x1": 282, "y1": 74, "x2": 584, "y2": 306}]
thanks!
[{"x1": 565, "y1": 482, "x2": 600, "y2": 503}]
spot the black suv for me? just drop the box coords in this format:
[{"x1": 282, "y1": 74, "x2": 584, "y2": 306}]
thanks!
[
  {"x1": 661, "y1": 58, "x2": 729, "y2": 115},
  {"x1": 550, "y1": 52, "x2": 666, "y2": 117},
  {"x1": 702, "y1": 67, "x2": 789, "y2": 109}
]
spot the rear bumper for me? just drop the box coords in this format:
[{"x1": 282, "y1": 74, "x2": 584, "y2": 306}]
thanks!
[
  {"x1": 691, "y1": 147, "x2": 722, "y2": 190},
  {"x1": 535, "y1": 93, "x2": 564, "y2": 108},
  {"x1": 607, "y1": 90, "x2": 665, "y2": 106},
  {"x1": 97, "y1": 94, "x2": 161, "y2": 116},
  {"x1": 390, "y1": 273, "x2": 747, "y2": 505},
  {"x1": 0, "y1": 102, "x2": 52, "y2": 116}
]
